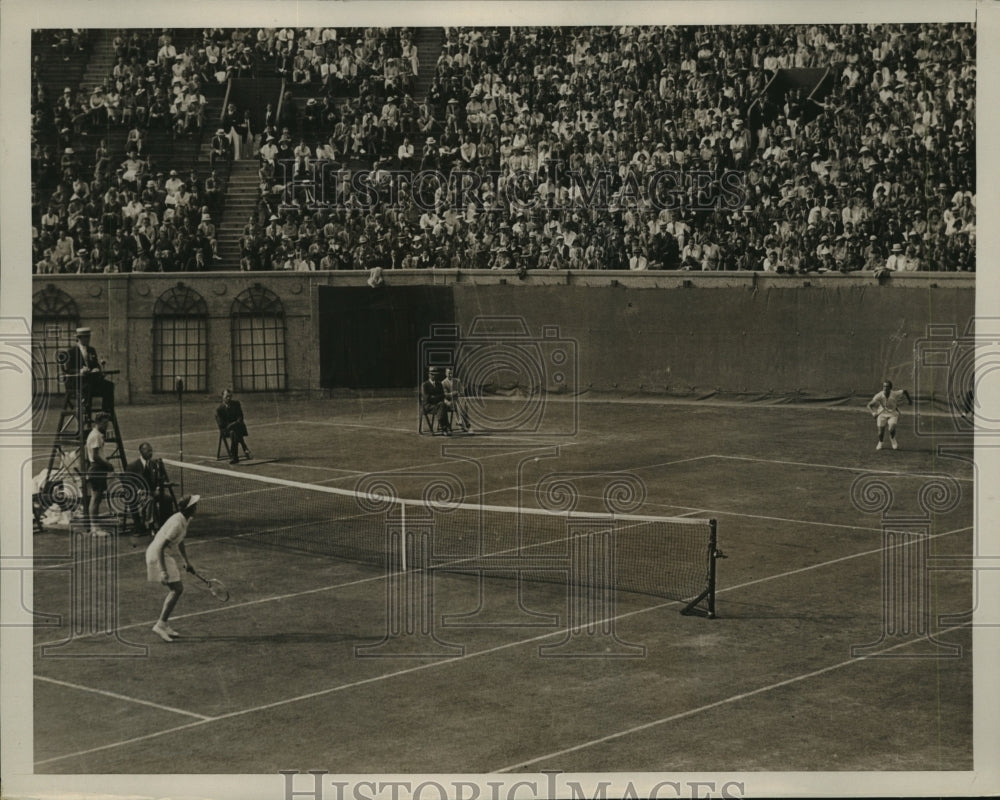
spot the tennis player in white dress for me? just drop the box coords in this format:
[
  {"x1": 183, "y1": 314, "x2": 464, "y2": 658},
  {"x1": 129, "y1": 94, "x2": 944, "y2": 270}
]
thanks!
[{"x1": 145, "y1": 494, "x2": 199, "y2": 642}]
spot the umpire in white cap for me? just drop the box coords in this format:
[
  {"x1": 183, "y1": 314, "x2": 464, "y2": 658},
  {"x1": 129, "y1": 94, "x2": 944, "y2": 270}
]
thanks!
[{"x1": 64, "y1": 326, "x2": 115, "y2": 414}]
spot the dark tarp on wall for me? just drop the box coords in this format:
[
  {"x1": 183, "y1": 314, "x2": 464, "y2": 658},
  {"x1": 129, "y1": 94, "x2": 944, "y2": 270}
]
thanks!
[
  {"x1": 318, "y1": 286, "x2": 456, "y2": 389},
  {"x1": 446, "y1": 283, "x2": 974, "y2": 409}
]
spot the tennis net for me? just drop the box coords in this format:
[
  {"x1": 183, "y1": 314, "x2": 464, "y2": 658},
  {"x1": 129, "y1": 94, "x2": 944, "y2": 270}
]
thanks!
[{"x1": 163, "y1": 459, "x2": 723, "y2": 616}]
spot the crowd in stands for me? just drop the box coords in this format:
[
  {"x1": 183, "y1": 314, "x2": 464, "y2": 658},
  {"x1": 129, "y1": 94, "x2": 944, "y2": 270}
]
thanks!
[
  {"x1": 32, "y1": 29, "x2": 228, "y2": 273},
  {"x1": 32, "y1": 23, "x2": 976, "y2": 274}
]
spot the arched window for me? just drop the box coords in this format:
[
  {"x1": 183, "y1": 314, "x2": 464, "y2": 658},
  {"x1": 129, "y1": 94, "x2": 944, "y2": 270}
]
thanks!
[
  {"x1": 153, "y1": 284, "x2": 208, "y2": 393},
  {"x1": 32, "y1": 285, "x2": 79, "y2": 396},
  {"x1": 231, "y1": 285, "x2": 287, "y2": 391}
]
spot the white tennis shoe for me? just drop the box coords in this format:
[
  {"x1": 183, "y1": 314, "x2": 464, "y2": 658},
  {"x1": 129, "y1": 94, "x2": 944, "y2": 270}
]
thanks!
[
  {"x1": 875, "y1": 442, "x2": 883, "y2": 450},
  {"x1": 152, "y1": 622, "x2": 175, "y2": 642}
]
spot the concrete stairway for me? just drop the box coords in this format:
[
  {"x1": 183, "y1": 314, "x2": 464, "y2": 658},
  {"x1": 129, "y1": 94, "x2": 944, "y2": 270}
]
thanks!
[
  {"x1": 214, "y1": 160, "x2": 261, "y2": 268},
  {"x1": 78, "y1": 30, "x2": 116, "y2": 95},
  {"x1": 411, "y1": 27, "x2": 444, "y2": 101}
]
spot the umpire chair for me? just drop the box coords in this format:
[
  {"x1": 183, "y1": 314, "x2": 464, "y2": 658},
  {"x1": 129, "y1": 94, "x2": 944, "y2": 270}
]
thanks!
[{"x1": 38, "y1": 350, "x2": 127, "y2": 533}]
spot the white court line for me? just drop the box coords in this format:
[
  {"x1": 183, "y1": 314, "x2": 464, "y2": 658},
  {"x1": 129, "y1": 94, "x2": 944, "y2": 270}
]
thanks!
[
  {"x1": 711, "y1": 453, "x2": 975, "y2": 482},
  {"x1": 34, "y1": 675, "x2": 213, "y2": 721},
  {"x1": 625, "y1": 454, "x2": 715, "y2": 472},
  {"x1": 298, "y1": 418, "x2": 582, "y2": 445},
  {"x1": 259, "y1": 462, "x2": 368, "y2": 475},
  {"x1": 427, "y1": 455, "x2": 719, "y2": 518},
  {"x1": 181, "y1": 453, "x2": 233, "y2": 463},
  {"x1": 115, "y1": 419, "x2": 290, "y2": 443},
  {"x1": 369, "y1": 440, "x2": 583, "y2": 477},
  {"x1": 34, "y1": 571, "x2": 389, "y2": 650},
  {"x1": 558, "y1": 492, "x2": 881, "y2": 532},
  {"x1": 677, "y1": 506, "x2": 879, "y2": 532},
  {"x1": 297, "y1": 420, "x2": 418, "y2": 434},
  {"x1": 493, "y1": 621, "x2": 971, "y2": 772},
  {"x1": 165, "y1": 442, "x2": 581, "y2": 491},
  {"x1": 33, "y1": 523, "x2": 970, "y2": 767}
]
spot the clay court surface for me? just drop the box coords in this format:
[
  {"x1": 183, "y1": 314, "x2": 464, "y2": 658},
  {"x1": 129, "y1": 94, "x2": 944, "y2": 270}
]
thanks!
[{"x1": 29, "y1": 395, "x2": 974, "y2": 773}]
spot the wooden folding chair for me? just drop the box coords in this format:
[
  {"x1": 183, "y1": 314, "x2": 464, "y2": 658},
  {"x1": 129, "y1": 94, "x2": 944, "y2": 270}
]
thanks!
[
  {"x1": 418, "y1": 404, "x2": 438, "y2": 434},
  {"x1": 419, "y1": 400, "x2": 458, "y2": 435},
  {"x1": 217, "y1": 429, "x2": 233, "y2": 460}
]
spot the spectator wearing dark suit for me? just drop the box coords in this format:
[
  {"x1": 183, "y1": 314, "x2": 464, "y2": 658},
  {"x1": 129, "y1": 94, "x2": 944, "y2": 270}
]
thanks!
[
  {"x1": 421, "y1": 366, "x2": 451, "y2": 434},
  {"x1": 215, "y1": 388, "x2": 252, "y2": 463},
  {"x1": 126, "y1": 442, "x2": 173, "y2": 535}
]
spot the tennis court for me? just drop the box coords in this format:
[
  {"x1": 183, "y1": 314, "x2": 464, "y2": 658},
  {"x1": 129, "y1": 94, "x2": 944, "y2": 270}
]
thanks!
[{"x1": 30, "y1": 394, "x2": 973, "y2": 775}]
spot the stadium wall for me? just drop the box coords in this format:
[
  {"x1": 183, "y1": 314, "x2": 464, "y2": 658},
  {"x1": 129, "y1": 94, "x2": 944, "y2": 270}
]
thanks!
[{"x1": 29, "y1": 272, "x2": 974, "y2": 406}]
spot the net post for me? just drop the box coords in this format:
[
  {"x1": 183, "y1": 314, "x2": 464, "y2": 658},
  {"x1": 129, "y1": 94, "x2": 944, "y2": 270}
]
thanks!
[
  {"x1": 680, "y1": 518, "x2": 720, "y2": 618},
  {"x1": 175, "y1": 376, "x2": 184, "y2": 496},
  {"x1": 707, "y1": 518, "x2": 718, "y2": 619}
]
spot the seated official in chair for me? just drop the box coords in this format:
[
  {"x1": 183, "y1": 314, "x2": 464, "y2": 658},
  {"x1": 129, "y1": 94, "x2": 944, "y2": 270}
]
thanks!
[
  {"x1": 442, "y1": 367, "x2": 471, "y2": 432},
  {"x1": 63, "y1": 327, "x2": 115, "y2": 414},
  {"x1": 421, "y1": 366, "x2": 451, "y2": 434},
  {"x1": 216, "y1": 388, "x2": 252, "y2": 463},
  {"x1": 126, "y1": 442, "x2": 174, "y2": 535}
]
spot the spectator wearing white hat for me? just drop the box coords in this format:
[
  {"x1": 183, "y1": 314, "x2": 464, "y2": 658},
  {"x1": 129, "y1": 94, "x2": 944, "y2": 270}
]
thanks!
[
  {"x1": 64, "y1": 325, "x2": 116, "y2": 414},
  {"x1": 210, "y1": 127, "x2": 230, "y2": 169},
  {"x1": 884, "y1": 242, "x2": 907, "y2": 271}
]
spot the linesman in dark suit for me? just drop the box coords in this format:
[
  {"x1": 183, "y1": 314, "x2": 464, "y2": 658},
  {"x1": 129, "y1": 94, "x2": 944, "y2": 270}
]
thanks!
[
  {"x1": 215, "y1": 388, "x2": 252, "y2": 463},
  {"x1": 126, "y1": 442, "x2": 174, "y2": 535},
  {"x1": 421, "y1": 366, "x2": 451, "y2": 434}
]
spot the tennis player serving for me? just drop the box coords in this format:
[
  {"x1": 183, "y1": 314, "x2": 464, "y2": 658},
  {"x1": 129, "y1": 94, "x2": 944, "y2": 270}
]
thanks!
[
  {"x1": 145, "y1": 494, "x2": 199, "y2": 642},
  {"x1": 866, "y1": 380, "x2": 912, "y2": 450}
]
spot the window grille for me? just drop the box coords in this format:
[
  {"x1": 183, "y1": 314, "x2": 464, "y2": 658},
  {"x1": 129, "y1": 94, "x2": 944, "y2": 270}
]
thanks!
[
  {"x1": 153, "y1": 284, "x2": 208, "y2": 393},
  {"x1": 31, "y1": 284, "x2": 79, "y2": 396},
  {"x1": 231, "y1": 285, "x2": 287, "y2": 391}
]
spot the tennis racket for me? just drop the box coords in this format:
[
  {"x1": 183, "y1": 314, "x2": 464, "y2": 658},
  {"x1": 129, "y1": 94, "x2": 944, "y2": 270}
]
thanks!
[{"x1": 187, "y1": 566, "x2": 230, "y2": 601}]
